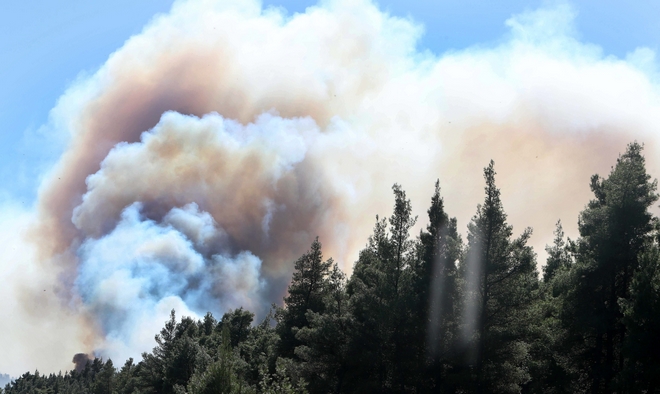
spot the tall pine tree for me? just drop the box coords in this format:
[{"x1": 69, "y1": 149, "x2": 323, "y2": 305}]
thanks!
[
  {"x1": 462, "y1": 161, "x2": 538, "y2": 393},
  {"x1": 278, "y1": 238, "x2": 333, "y2": 359},
  {"x1": 416, "y1": 180, "x2": 463, "y2": 390},
  {"x1": 295, "y1": 262, "x2": 351, "y2": 393},
  {"x1": 345, "y1": 184, "x2": 418, "y2": 392},
  {"x1": 564, "y1": 142, "x2": 658, "y2": 393}
]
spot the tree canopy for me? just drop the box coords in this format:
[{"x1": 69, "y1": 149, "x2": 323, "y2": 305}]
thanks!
[{"x1": 5, "y1": 142, "x2": 660, "y2": 394}]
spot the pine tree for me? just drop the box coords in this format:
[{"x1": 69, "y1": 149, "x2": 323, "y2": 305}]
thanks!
[
  {"x1": 114, "y1": 358, "x2": 140, "y2": 394},
  {"x1": 187, "y1": 325, "x2": 247, "y2": 394},
  {"x1": 295, "y1": 262, "x2": 350, "y2": 393},
  {"x1": 278, "y1": 238, "x2": 333, "y2": 359},
  {"x1": 543, "y1": 221, "x2": 571, "y2": 283},
  {"x1": 564, "y1": 142, "x2": 658, "y2": 393},
  {"x1": 91, "y1": 359, "x2": 114, "y2": 394},
  {"x1": 619, "y1": 244, "x2": 660, "y2": 392},
  {"x1": 526, "y1": 222, "x2": 575, "y2": 394},
  {"x1": 417, "y1": 180, "x2": 463, "y2": 390},
  {"x1": 219, "y1": 308, "x2": 254, "y2": 348},
  {"x1": 239, "y1": 308, "x2": 281, "y2": 388},
  {"x1": 139, "y1": 311, "x2": 201, "y2": 393},
  {"x1": 462, "y1": 161, "x2": 538, "y2": 393},
  {"x1": 345, "y1": 184, "x2": 418, "y2": 392},
  {"x1": 139, "y1": 310, "x2": 179, "y2": 393}
]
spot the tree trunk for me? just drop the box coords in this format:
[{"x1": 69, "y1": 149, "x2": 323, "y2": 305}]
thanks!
[{"x1": 592, "y1": 334, "x2": 603, "y2": 394}]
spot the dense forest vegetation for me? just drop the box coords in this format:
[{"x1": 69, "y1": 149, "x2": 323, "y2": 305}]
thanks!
[{"x1": 4, "y1": 142, "x2": 660, "y2": 393}]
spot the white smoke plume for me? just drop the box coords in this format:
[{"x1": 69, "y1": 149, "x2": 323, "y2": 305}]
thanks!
[
  {"x1": 1, "y1": 0, "x2": 660, "y2": 376},
  {"x1": 75, "y1": 202, "x2": 265, "y2": 362}
]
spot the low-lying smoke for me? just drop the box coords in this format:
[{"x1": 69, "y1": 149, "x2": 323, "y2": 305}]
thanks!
[
  {"x1": 76, "y1": 202, "x2": 266, "y2": 362},
  {"x1": 72, "y1": 353, "x2": 92, "y2": 373},
  {"x1": 1, "y1": 0, "x2": 660, "y2": 375}
]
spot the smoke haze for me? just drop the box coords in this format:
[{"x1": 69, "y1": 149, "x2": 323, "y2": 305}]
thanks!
[{"x1": 1, "y1": 0, "x2": 660, "y2": 376}]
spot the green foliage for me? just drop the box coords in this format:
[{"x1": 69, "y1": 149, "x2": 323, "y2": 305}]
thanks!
[
  {"x1": 294, "y1": 262, "x2": 350, "y2": 392},
  {"x1": 6, "y1": 141, "x2": 660, "y2": 394},
  {"x1": 618, "y1": 244, "x2": 660, "y2": 391},
  {"x1": 562, "y1": 142, "x2": 659, "y2": 393},
  {"x1": 417, "y1": 180, "x2": 464, "y2": 390},
  {"x1": 344, "y1": 184, "x2": 421, "y2": 392},
  {"x1": 219, "y1": 308, "x2": 254, "y2": 349},
  {"x1": 462, "y1": 160, "x2": 539, "y2": 393},
  {"x1": 543, "y1": 221, "x2": 572, "y2": 283},
  {"x1": 139, "y1": 311, "x2": 202, "y2": 393},
  {"x1": 91, "y1": 359, "x2": 115, "y2": 394},
  {"x1": 186, "y1": 326, "x2": 250, "y2": 394},
  {"x1": 258, "y1": 360, "x2": 308, "y2": 394},
  {"x1": 113, "y1": 358, "x2": 141, "y2": 394},
  {"x1": 277, "y1": 238, "x2": 334, "y2": 359},
  {"x1": 238, "y1": 308, "x2": 280, "y2": 387},
  {"x1": 523, "y1": 223, "x2": 577, "y2": 393}
]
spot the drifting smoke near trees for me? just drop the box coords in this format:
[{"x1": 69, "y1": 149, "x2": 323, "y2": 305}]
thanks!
[
  {"x1": 71, "y1": 354, "x2": 92, "y2": 373},
  {"x1": 1, "y1": 0, "x2": 660, "y2": 375}
]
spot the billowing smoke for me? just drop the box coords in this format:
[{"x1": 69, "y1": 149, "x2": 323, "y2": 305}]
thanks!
[
  {"x1": 1, "y1": 0, "x2": 660, "y2": 376},
  {"x1": 72, "y1": 353, "x2": 92, "y2": 373},
  {"x1": 75, "y1": 202, "x2": 265, "y2": 361}
]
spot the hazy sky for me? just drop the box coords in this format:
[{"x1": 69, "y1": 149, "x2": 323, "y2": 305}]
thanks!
[{"x1": 1, "y1": 0, "x2": 658, "y2": 205}]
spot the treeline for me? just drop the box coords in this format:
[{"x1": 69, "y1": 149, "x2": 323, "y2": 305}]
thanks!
[{"x1": 5, "y1": 142, "x2": 660, "y2": 393}]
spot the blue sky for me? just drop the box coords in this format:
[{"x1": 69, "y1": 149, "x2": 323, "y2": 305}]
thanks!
[{"x1": 0, "y1": 0, "x2": 658, "y2": 205}]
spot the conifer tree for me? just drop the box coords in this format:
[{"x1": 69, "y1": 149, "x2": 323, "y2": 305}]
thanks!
[
  {"x1": 564, "y1": 142, "x2": 658, "y2": 393},
  {"x1": 345, "y1": 184, "x2": 418, "y2": 392},
  {"x1": 239, "y1": 308, "x2": 281, "y2": 388},
  {"x1": 8, "y1": 145, "x2": 660, "y2": 394},
  {"x1": 462, "y1": 161, "x2": 538, "y2": 393},
  {"x1": 139, "y1": 311, "x2": 201, "y2": 393},
  {"x1": 187, "y1": 325, "x2": 246, "y2": 394},
  {"x1": 417, "y1": 180, "x2": 463, "y2": 390},
  {"x1": 219, "y1": 308, "x2": 254, "y2": 348},
  {"x1": 526, "y1": 222, "x2": 575, "y2": 394},
  {"x1": 114, "y1": 358, "x2": 140, "y2": 394},
  {"x1": 295, "y1": 262, "x2": 350, "y2": 393},
  {"x1": 619, "y1": 244, "x2": 660, "y2": 392},
  {"x1": 543, "y1": 221, "x2": 572, "y2": 283},
  {"x1": 278, "y1": 238, "x2": 333, "y2": 359},
  {"x1": 91, "y1": 359, "x2": 115, "y2": 394}
]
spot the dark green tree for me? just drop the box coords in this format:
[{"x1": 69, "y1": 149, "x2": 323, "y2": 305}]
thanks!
[
  {"x1": 187, "y1": 325, "x2": 248, "y2": 394},
  {"x1": 416, "y1": 180, "x2": 463, "y2": 391},
  {"x1": 139, "y1": 311, "x2": 201, "y2": 393},
  {"x1": 543, "y1": 221, "x2": 572, "y2": 283},
  {"x1": 239, "y1": 308, "x2": 281, "y2": 387},
  {"x1": 563, "y1": 142, "x2": 658, "y2": 393},
  {"x1": 277, "y1": 238, "x2": 333, "y2": 359},
  {"x1": 91, "y1": 359, "x2": 114, "y2": 394},
  {"x1": 345, "y1": 184, "x2": 418, "y2": 392},
  {"x1": 113, "y1": 358, "x2": 141, "y2": 394},
  {"x1": 619, "y1": 244, "x2": 660, "y2": 392},
  {"x1": 526, "y1": 223, "x2": 576, "y2": 394},
  {"x1": 295, "y1": 262, "x2": 350, "y2": 393},
  {"x1": 8, "y1": 146, "x2": 660, "y2": 394},
  {"x1": 462, "y1": 161, "x2": 538, "y2": 393},
  {"x1": 219, "y1": 308, "x2": 254, "y2": 348},
  {"x1": 258, "y1": 359, "x2": 308, "y2": 394}
]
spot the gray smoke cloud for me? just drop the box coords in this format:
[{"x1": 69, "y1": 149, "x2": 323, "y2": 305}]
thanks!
[
  {"x1": 67, "y1": 110, "x2": 357, "y2": 361},
  {"x1": 1, "y1": 0, "x2": 660, "y2": 376},
  {"x1": 75, "y1": 202, "x2": 265, "y2": 361},
  {"x1": 72, "y1": 353, "x2": 92, "y2": 373}
]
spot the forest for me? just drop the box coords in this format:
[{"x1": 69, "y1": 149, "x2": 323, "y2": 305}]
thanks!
[{"x1": 4, "y1": 142, "x2": 660, "y2": 394}]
